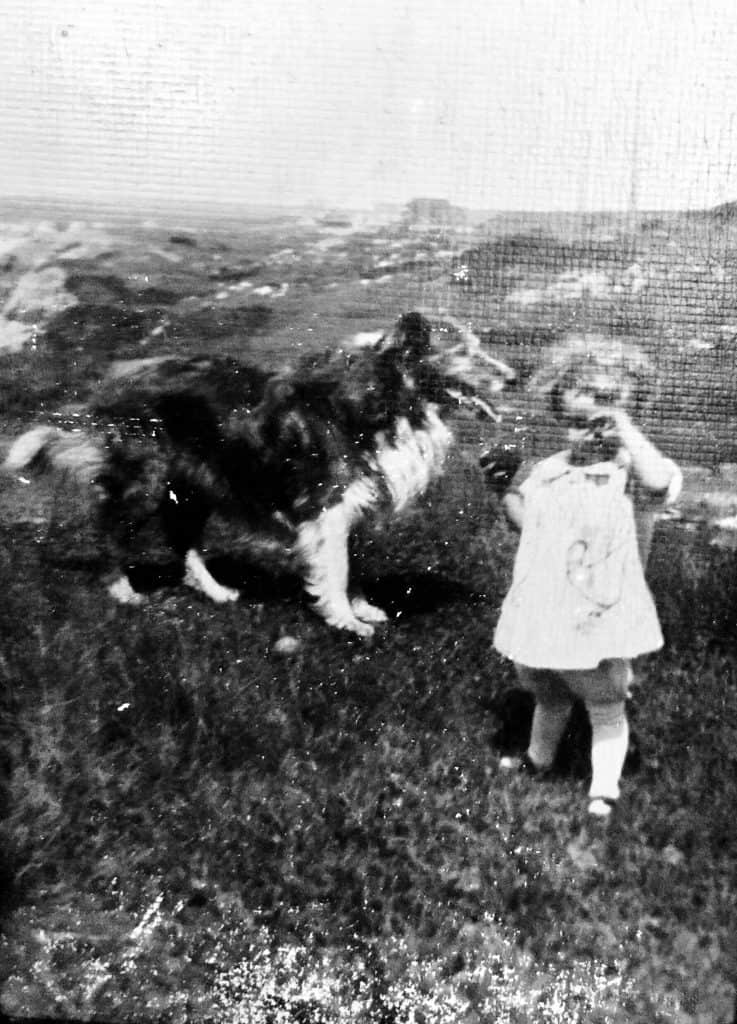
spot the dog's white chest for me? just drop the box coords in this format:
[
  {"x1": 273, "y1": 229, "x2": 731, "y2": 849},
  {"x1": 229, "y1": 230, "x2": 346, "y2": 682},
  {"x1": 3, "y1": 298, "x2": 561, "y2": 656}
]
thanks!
[{"x1": 373, "y1": 408, "x2": 453, "y2": 512}]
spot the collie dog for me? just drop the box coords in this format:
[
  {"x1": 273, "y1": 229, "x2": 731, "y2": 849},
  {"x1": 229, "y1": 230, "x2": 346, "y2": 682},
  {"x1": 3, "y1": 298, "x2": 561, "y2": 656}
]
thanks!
[{"x1": 4, "y1": 312, "x2": 515, "y2": 635}]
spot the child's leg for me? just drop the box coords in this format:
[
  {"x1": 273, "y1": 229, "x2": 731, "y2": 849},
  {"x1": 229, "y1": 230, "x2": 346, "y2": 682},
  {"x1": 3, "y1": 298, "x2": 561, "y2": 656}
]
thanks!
[
  {"x1": 515, "y1": 665, "x2": 575, "y2": 770},
  {"x1": 562, "y1": 659, "x2": 633, "y2": 813},
  {"x1": 586, "y1": 700, "x2": 629, "y2": 803}
]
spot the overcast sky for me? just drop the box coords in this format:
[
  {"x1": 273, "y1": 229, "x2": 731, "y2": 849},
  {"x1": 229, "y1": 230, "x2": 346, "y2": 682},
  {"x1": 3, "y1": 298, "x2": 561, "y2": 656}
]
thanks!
[{"x1": 2, "y1": 0, "x2": 737, "y2": 212}]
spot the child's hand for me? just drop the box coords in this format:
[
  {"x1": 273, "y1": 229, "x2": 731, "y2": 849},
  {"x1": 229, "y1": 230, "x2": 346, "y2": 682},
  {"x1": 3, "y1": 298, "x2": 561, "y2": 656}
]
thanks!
[
  {"x1": 665, "y1": 464, "x2": 683, "y2": 505},
  {"x1": 480, "y1": 447, "x2": 523, "y2": 493},
  {"x1": 604, "y1": 408, "x2": 680, "y2": 495},
  {"x1": 605, "y1": 407, "x2": 632, "y2": 433}
]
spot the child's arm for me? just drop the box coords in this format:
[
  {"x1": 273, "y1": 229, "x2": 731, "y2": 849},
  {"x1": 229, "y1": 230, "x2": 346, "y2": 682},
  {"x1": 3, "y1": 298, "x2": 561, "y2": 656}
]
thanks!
[
  {"x1": 501, "y1": 488, "x2": 525, "y2": 531},
  {"x1": 609, "y1": 409, "x2": 681, "y2": 500}
]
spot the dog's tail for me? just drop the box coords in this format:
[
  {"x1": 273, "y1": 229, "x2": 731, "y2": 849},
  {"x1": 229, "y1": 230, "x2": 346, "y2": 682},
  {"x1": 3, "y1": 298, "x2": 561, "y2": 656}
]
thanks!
[{"x1": 3, "y1": 425, "x2": 106, "y2": 485}]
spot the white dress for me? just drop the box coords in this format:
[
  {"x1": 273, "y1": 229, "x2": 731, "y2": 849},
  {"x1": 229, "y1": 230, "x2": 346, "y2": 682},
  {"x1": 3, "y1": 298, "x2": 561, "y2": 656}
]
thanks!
[{"x1": 493, "y1": 452, "x2": 664, "y2": 670}]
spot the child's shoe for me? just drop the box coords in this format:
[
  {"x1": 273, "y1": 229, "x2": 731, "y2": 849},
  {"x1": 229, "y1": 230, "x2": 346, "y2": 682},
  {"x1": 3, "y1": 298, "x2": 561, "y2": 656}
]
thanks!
[
  {"x1": 587, "y1": 796, "x2": 617, "y2": 819},
  {"x1": 499, "y1": 752, "x2": 551, "y2": 777}
]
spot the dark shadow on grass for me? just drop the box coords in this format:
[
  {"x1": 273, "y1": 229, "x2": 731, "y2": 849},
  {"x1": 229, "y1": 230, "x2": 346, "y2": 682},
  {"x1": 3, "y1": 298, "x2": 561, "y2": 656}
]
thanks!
[
  {"x1": 48, "y1": 552, "x2": 491, "y2": 617},
  {"x1": 32, "y1": 543, "x2": 495, "y2": 625},
  {"x1": 360, "y1": 570, "x2": 492, "y2": 619},
  {"x1": 124, "y1": 554, "x2": 304, "y2": 603}
]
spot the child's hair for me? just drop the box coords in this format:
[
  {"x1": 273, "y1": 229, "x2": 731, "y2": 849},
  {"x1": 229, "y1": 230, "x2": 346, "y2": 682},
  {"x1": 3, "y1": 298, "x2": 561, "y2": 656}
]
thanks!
[{"x1": 529, "y1": 333, "x2": 656, "y2": 418}]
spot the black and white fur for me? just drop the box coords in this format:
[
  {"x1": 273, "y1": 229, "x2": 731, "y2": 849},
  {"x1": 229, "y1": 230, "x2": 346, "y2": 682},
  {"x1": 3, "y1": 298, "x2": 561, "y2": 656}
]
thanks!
[{"x1": 4, "y1": 312, "x2": 515, "y2": 635}]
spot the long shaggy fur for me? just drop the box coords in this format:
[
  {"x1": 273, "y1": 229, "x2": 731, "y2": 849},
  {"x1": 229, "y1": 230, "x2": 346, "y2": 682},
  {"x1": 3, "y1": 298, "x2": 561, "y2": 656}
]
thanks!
[{"x1": 4, "y1": 311, "x2": 515, "y2": 635}]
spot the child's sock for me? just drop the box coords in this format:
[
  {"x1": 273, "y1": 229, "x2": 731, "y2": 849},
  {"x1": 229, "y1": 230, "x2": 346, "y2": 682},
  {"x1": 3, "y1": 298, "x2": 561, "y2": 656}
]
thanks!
[
  {"x1": 587, "y1": 700, "x2": 629, "y2": 803},
  {"x1": 528, "y1": 700, "x2": 573, "y2": 770}
]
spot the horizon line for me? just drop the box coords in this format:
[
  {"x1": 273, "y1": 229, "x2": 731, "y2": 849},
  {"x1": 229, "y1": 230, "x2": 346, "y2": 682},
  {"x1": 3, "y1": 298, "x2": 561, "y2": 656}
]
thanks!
[{"x1": 0, "y1": 193, "x2": 724, "y2": 219}]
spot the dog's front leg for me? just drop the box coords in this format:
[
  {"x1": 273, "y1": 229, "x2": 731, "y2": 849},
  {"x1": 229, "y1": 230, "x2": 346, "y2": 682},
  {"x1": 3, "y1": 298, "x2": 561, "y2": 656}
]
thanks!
[{"x1": 295, "y1": 507, "x2": 383, "y2": 637}]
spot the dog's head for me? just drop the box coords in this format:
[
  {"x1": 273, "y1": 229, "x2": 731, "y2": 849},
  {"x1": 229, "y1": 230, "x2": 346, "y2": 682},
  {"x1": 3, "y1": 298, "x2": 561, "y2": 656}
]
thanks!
[{"x1": 376, "y1": 311, "x2": 516, "y2": 422}]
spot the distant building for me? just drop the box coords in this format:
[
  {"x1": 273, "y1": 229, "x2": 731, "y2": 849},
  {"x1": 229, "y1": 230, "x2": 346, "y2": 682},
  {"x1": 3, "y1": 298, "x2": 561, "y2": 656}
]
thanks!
[
  {"x1": 403, "y1": 197, "x2": 467, "y2": 228},
  {"x1": 317, "y1": 212, "x2": 353, "y2": 228}
]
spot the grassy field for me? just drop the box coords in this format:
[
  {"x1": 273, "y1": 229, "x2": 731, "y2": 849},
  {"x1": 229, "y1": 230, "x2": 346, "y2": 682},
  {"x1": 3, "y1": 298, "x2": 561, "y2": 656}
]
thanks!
[{"x1": 1, "y1": 203, "x2": 737, "y2": 1022}]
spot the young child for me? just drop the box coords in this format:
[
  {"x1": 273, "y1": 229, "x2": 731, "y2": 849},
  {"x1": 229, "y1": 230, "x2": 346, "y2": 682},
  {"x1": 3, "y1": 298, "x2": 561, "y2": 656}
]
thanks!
[{"x1": 488, "y1": 336, "x2": 682, "y2": 818}]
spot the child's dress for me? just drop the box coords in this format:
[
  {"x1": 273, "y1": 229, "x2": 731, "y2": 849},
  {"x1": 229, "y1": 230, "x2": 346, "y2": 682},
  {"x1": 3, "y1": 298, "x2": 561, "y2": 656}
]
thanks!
[{"x1": 493, "y1": 451, "x2": 664, "y2": 670}]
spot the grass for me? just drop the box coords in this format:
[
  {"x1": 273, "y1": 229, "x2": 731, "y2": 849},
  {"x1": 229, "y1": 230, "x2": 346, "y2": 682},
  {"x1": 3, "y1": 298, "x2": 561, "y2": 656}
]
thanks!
[
  {"x1": 1, "y1": 456, "x2": 736, "y2": 1022},
  {"x1": 2, "y1": 207, "x2": 737, "y2": 1022}
]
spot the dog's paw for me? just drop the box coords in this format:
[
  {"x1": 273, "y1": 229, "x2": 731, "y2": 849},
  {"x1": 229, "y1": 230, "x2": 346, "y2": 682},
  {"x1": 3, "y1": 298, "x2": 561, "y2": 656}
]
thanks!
[
  {"x1": 322, "y1": 608, "x2": 377, "y2": 637},
  {"x1": 189, "y1": 577, "x2": 240, "y2": 604},
  {"x1": 350, "y1": 596, "x2": 389, "y2": 624},
  {"x1": 211, "y1": 584, "x2": 240, "y2": 604},
  {"x1": 108, "y1": 575, "x2": 146, "y2": 606},
  {"x1": 348, "y1": 618, "x2": 377, "y2": 638},
  {"x1": 183, "y1": 551, "x2": 240, "y2": 603}
]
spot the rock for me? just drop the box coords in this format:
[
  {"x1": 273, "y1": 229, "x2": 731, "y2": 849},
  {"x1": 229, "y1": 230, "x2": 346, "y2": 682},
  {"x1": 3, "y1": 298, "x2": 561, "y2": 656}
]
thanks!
[
  {"x1": 272, "y1": 635, "x2": 302, "y2": 657},
  {"x1": 0, "y1": 317, "x2": 35, "y2": 352},
  {"x1": 3, "y1": 266, "x2": 77, "y2": 320}
]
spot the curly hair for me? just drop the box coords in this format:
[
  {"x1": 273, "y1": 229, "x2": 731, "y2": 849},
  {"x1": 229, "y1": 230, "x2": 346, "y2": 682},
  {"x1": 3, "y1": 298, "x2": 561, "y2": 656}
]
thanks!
[{"x1": 529, "y1": 333, "x2": 656, "y2": 416}]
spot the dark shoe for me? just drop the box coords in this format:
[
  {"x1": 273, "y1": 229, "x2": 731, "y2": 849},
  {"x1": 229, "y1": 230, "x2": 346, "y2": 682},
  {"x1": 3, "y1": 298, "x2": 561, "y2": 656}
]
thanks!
[{"x1": 479, "y1": 447, "x2": 523, "y2": 493}]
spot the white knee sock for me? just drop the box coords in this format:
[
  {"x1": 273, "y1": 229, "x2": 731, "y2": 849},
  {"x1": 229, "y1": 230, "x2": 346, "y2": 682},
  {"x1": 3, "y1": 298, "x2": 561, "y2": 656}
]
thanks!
[
  {"x1": 587, "y1": 701, "x2": 629, "y2": 801},
  {"x1": 528, "y1": 701, "x2": 573, "y2": 769}
]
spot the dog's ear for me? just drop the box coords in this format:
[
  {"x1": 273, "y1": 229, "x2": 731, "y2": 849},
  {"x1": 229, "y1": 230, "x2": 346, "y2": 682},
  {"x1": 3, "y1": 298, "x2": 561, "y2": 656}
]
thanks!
[
  {"x1": 378, "y1": 311, "x2": 433, "y2": 359},
  {"x1": 256, "y1": 376, "x2": 295, "y2": 416}
]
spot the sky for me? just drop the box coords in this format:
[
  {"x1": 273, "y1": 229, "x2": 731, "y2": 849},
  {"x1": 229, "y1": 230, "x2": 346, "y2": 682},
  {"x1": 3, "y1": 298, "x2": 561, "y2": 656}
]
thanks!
[{"x1": 2, "y1": 0, "x2": 737, "y2": 212}]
